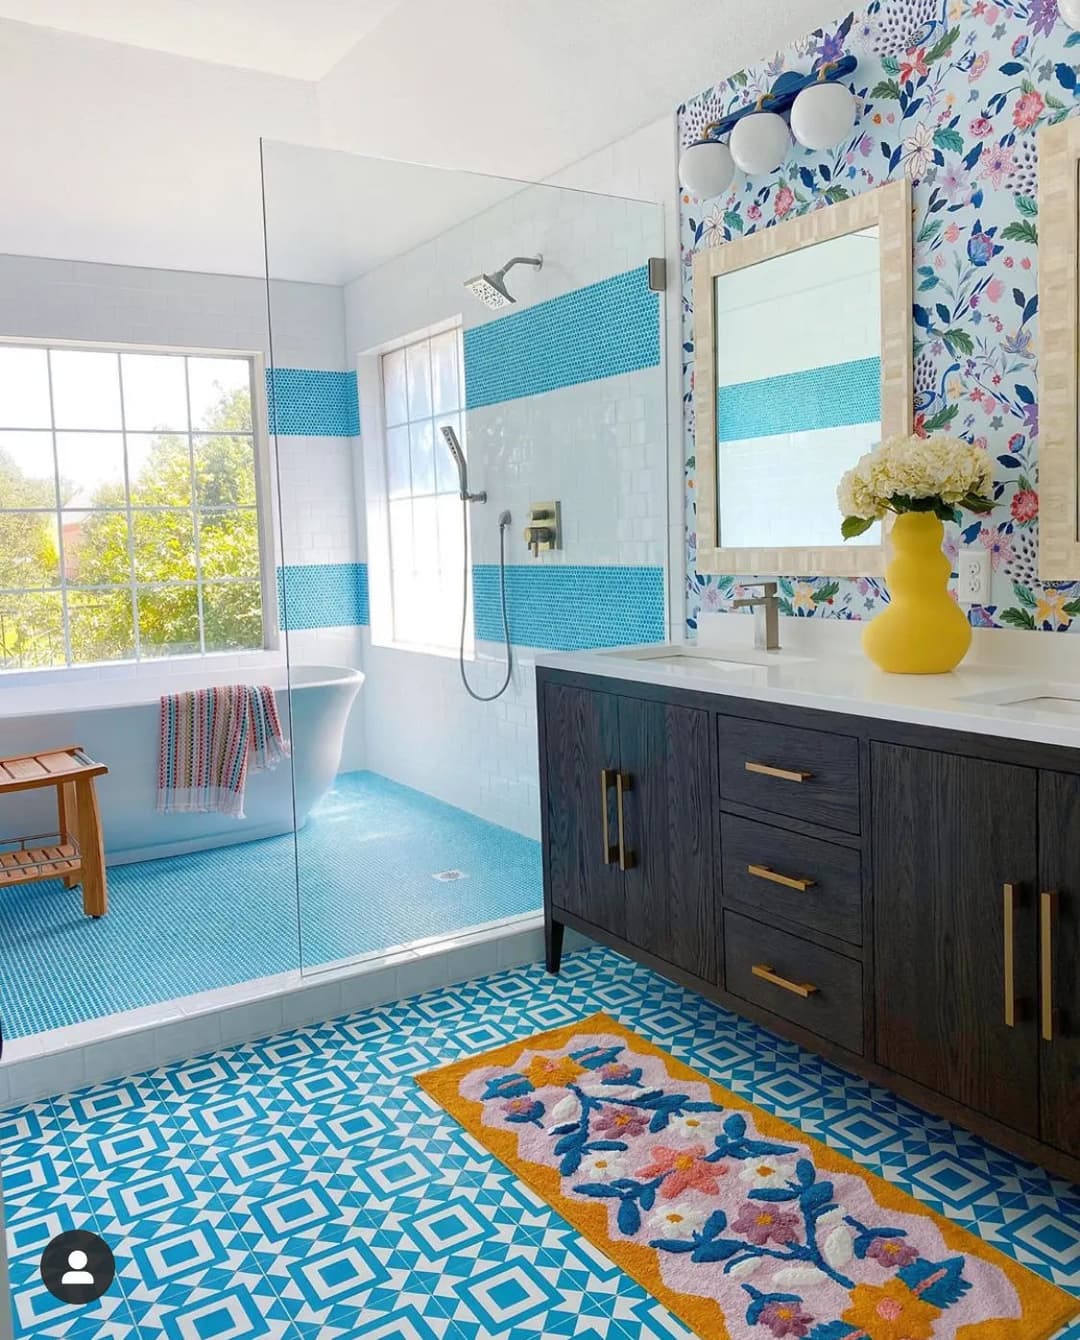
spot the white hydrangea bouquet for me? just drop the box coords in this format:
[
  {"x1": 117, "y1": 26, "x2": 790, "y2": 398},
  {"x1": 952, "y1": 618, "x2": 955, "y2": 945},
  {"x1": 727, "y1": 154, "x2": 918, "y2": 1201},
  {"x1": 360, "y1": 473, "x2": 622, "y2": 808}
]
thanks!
[{"x1": 838, "y1": 433, "x2": 994, "y2": 540}]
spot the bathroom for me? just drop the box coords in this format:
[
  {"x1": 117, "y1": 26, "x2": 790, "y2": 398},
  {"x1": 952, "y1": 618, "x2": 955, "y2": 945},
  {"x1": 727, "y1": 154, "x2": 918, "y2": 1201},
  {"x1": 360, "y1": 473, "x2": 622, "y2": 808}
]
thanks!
[{"x1": 1, "y1": 1, "x2": 1079, "y2": 1337}]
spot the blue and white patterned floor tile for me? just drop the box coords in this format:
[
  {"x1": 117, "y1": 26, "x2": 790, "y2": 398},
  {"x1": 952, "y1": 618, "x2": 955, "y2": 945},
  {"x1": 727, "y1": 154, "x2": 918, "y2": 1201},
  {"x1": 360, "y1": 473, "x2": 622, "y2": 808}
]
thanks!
[{"x1": 3, "y1": 945, "x2": 1079, "y2": 1337}]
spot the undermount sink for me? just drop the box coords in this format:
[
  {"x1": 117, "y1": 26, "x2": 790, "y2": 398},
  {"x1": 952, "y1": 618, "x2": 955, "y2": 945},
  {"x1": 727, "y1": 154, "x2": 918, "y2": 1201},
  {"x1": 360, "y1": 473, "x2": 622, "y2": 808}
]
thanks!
[
  {"x1": 602, "y1": 645, "x2": 810, "y2": 672},
  {"x1": 960, "y1": 683, "x2": 1080, "y2": 716}
]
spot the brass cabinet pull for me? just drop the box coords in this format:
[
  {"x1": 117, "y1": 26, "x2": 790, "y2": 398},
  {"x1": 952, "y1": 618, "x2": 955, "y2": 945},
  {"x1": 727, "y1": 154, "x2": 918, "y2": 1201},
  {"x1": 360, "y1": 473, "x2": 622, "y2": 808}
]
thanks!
[
  {"x1": 1041, "y1": 890, "x2": 1059, "y2": 1043},
  {"x1": 745, "y1": 761, "x2": 813, "y2": 783},
  {"x1": 1003, "y1": 883, "x2": 1018, "y2": 1029},
  {"x1": 599, "y1": 769, "x2": 618, "y2": 866},
  {"x1": 616, "y1": 772, "x2": 636, "y2": 872},
  {"x1": 752, "y1": 962, "x2": 818, "y2": 999},
  {"x1": 748, "y1": 863, "x2": 816, "y2": 893}
]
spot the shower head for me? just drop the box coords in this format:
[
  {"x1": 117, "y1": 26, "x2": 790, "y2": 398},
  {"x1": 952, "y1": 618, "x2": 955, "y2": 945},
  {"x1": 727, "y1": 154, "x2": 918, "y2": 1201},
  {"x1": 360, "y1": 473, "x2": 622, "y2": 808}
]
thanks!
[
  {"x1": 439, "y1": 425, "x2": 486, "y2": 503},
  {"x1": 464, "y1": 255, "x2": 543, "y2": 310}
]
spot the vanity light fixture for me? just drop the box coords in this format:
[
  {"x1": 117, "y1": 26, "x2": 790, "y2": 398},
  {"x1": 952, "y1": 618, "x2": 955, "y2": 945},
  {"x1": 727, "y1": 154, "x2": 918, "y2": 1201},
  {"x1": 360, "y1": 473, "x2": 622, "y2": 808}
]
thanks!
[
  {"x1": 730, "y1": 111, "x2": 791, "y2": 175},
  {"x1": 678, "y1": 140, "x2": 736, "y2": 199},
  {"x1": 677, "y1": 55, "x2": 859, "y2": 199},
  {"x1": 1060, "y1": 0, "x2": 1080, "y2": 27},
  {"x1": 790, "y1": 80, "x2": 858, "y2": 151}
]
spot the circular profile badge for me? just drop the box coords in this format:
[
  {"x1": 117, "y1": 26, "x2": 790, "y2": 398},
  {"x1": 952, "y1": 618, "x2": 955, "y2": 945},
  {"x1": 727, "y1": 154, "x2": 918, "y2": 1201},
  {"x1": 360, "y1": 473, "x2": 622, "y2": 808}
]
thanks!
[{"x1": 40, "y1": 1230, "x2": 115, "y2": 1305}]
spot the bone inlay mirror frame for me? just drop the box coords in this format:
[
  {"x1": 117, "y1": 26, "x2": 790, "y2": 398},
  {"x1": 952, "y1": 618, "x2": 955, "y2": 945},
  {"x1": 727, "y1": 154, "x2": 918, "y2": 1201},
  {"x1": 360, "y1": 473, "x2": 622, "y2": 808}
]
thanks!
[
  {"x1": 692, "y1": 177, "x2": 913, "y2": 577},
  {"x1": 1039, "y1": 119, "x2": 1080, "y2": 580}
]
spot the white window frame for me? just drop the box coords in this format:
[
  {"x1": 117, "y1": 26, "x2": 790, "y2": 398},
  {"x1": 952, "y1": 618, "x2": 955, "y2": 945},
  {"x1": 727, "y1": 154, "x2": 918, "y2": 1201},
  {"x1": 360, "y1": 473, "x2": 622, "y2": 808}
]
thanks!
[
  {"x1": 360, "y1": 317, "x2": 472, "y2": 659},
  {"x1": 0, "y1": 335, "x2": 279, "y2": 673}
]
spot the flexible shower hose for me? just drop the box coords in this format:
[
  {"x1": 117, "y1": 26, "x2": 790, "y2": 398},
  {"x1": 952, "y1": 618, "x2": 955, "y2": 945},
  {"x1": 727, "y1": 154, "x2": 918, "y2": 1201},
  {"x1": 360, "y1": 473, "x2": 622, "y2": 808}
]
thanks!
[{"x1": 458, "y1": 499, "x2": 513, "y2": 702}]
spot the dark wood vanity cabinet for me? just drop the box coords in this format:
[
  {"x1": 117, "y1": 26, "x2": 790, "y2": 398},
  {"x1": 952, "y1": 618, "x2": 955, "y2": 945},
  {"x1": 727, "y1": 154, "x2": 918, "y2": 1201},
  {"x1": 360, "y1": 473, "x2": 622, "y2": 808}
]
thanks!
[
  {"x1": 872, "y1": 744, "x2": 1040, "y2": 1135},
  {"x1": 1038, "y1": 771, "x2": 1080, "y2": 1160},
  {"x1": 538, "y1": 666, "x2": 1080, "y2": 1181},
  {"x1": 540, "y1": 680, "x2": 717, "y2": 982}
]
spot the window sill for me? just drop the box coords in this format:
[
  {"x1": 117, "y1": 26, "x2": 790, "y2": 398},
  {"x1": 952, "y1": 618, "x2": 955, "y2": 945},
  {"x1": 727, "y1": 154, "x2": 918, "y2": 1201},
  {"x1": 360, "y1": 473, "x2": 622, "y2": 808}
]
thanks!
[{"x1": 368, "y1": 637, "x2": 474, "y2": 663}]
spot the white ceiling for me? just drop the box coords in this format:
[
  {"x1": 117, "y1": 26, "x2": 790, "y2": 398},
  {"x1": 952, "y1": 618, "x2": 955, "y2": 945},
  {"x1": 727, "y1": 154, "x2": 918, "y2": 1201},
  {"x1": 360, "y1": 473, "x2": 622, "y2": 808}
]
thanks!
[
  {"x1": 0, "y1": 0, "x2": 402, "y2": 79},
  {"x1": 0, "y1": 0, "x2": 845, "y2": 280}
]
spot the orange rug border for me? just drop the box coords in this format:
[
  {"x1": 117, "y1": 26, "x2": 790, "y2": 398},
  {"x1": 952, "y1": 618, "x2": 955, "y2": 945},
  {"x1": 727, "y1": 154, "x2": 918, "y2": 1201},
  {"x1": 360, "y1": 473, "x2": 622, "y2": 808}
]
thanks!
[{"x1": 416, "y1": 1010, "x2": 1078, "y2": 1340}]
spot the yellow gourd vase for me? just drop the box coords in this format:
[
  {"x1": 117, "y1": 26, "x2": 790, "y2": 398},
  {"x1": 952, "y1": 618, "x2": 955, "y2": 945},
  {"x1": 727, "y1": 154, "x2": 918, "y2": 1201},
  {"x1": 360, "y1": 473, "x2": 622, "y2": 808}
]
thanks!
[{"x1": 862, "y1": 511, "x2": 972, "y2": 674}]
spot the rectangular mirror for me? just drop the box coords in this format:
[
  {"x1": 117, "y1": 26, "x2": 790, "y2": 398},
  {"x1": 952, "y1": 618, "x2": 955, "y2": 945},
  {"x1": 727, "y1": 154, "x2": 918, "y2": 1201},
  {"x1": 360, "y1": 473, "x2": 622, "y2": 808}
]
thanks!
[
  {"x1": 693, "y1": 178, "x2": 913, "y2": 576},
  {"x1": 1038, "y1": 120, "x2": 1080, "y2": 579}
]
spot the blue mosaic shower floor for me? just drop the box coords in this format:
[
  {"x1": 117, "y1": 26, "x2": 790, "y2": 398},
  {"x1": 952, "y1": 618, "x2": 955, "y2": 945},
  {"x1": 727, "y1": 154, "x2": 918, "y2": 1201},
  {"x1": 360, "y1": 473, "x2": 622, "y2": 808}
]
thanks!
[
  {"x1": 0, "y1": 772, "x2": 541, "y2": 1040},
  {"x1": 2, "y1": 946, "x2": 1078, "y2": 1338}
]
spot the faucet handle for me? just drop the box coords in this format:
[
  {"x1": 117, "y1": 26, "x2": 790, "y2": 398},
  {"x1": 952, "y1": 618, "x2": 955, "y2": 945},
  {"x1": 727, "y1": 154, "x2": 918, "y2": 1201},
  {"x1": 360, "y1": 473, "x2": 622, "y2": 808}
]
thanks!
[{"x1": 735, "y1": 580, "x2": 778, "y2": 597}]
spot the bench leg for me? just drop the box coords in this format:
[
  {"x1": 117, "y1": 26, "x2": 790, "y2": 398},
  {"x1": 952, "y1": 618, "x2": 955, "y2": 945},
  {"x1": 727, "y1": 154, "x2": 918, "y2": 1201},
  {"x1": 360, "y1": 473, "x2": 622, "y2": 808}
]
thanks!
[
  {"x1": 73, "y1": 777, "x2": 107, "y2": 918},
  {"x1": 57, "y1": 782, "x2": 79, "y2": 888}
]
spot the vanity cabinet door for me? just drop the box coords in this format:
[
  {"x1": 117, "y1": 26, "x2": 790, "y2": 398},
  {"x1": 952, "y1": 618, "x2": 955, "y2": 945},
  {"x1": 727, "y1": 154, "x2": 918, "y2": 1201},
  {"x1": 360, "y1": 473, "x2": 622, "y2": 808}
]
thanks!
[
  {"x1": 1038, "y1": 771, "x2": 1080, "y2": 1159},
  {"x1": 541, "y1": 682, "x2": 625, "y2": 938},
  {"x1": 618, "y1": 698, "x2": 717, "y2": 982},
  {"x1": 872, "y1": 743, "x2": 1039, "y2": 1136}
]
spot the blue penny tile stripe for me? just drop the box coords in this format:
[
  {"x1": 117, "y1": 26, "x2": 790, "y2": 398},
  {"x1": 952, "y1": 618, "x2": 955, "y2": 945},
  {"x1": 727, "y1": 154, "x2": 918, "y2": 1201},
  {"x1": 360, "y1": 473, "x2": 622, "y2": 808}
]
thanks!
[
  {"x1": 265, "y1": 368, "x2": 360, "y2": 437},
  {"x1": 277, "y1": 561, "x2": 369, "y2": 629},
  {"x1": 472, "y1": 563, "x2": 666, "y2": 650},
  {"x1": 4, "y1": 948, "x2": 1079, "y2": 1336},
  {"x1": 463, "y1": 266, "x2": 660, "y2": 409},
  {"x1": 717, "y1": 354, "x2": 882, "y2": 442}
]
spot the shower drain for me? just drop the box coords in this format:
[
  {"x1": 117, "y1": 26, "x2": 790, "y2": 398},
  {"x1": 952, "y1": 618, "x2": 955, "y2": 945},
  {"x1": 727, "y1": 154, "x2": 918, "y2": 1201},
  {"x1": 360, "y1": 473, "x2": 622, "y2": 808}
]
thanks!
[{"x1": 432, "y1": 869, "x2": 467, "y2": 882}]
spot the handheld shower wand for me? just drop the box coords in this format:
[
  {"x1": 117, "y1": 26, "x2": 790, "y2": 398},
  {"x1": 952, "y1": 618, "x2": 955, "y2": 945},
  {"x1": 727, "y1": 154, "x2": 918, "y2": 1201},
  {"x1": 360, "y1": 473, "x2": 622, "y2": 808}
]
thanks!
[
  {"x1": 438, "y1": 425, "x2": 513, "y2": 702},
  {"x1": 440, "y1": 425, "x2": 486, "y2": 503}
]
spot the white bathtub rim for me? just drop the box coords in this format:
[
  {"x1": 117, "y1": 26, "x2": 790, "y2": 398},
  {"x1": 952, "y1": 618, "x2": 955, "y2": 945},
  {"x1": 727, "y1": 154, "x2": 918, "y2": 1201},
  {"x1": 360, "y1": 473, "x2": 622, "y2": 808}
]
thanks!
[{"x1": 0, "y1": 662, "x2": 364, "y2": 719}]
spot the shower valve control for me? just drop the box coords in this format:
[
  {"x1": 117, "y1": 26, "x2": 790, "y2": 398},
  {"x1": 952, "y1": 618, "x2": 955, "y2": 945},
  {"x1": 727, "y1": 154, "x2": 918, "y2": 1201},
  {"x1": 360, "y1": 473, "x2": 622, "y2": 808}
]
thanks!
[{"x1": 524, "y1": 501, "x2": 561, "y2": 557}]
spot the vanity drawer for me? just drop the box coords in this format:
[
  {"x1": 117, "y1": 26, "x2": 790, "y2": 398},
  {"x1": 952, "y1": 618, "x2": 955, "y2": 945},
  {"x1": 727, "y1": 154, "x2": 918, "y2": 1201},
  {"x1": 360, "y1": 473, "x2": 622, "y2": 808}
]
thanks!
[
  {"x1": 720, "y1": 814, "x2": 862, "y2": 945},
  {"x1": 717, "y1": 716, "x2": 861, "y2": 834},
  {"x1": 724, "y1": 910, "x2": 863, "y2": 1054}
]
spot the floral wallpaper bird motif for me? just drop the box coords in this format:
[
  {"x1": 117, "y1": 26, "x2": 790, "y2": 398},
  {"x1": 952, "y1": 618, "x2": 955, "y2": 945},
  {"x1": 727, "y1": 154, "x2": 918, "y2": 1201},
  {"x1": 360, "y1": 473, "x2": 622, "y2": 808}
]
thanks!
[{"x1": 680, "y1": 0, "x2": 1080, "y2": 633}]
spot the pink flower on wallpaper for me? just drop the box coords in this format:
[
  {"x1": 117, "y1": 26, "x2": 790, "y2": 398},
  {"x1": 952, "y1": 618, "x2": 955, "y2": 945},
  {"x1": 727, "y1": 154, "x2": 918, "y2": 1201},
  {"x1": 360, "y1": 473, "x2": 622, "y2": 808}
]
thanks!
[
  {"x1": 635, "y1": 1145, "x2": 726, "y2": 1199},
  {"x1": 979, "y1": 527, "x2": 1016, "y2": 568},
  {"x1": 747, "y1": 203, "x2": 762, "y2": 221},
  {"x1": 979, "y1": 142, "x2": 1015, "y2": 187},
  {"x1": 1014, "y1": 90, "x2": 1045, "y2": 129},
  {"x1": 969, "y1": 50, "x2": 991, "y2": 82},
  {"x1": 1012, "y1": 489, "x2": 1040, "y2": 524},
  {"x1": 900, "y1": 48, "x2": 929, "y2": 83},
  {"x1": 774, "y1": 185, "x2": 795, "y2": 218},
  {"x1": 985, "y1": 277, "x2": 1005, "y2": 302},
  {"x1": 944, "y1": 223, "x2": 961, "y2": 243},
  {"x1": 969, "y1": 116, "x2": 995, "y2": 138},
  {"x1": 731, "y1": 1201, "x2": 801, "y2": 1246}
]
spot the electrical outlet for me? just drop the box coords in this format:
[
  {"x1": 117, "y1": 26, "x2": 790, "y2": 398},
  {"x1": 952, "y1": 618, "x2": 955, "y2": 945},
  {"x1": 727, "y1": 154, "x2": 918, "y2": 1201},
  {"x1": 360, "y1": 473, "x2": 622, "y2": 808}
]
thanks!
[{"x1": 958, "y1": 547, "x2": 991, "y2": 606}]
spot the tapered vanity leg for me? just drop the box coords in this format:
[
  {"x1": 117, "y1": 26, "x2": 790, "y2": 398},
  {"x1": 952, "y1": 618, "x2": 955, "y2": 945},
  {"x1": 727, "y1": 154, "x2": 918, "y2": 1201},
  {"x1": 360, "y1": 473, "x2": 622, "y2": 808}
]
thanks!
[{"x1": 545, "y1": 917, "x2": 565, "y2": 974}]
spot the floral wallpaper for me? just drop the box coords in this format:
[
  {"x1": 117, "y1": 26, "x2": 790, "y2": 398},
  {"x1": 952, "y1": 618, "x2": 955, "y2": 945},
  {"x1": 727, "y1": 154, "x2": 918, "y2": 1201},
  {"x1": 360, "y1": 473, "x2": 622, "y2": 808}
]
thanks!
[{"x1": 680, "y1": 0, "x2": 1080, "y2": 633}]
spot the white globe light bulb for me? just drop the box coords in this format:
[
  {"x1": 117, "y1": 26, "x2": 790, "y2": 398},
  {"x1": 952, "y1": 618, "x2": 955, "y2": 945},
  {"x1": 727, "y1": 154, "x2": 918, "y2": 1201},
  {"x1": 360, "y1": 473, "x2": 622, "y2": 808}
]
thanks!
[
  {"x1": 678, "y1": 140, "x2": 736, "y2": 199},
  {"x1": 729, "y1": 112, "x2": 791, "y2": 176},
  {"x1": 791, "y1": 82, "x2": 859, "y2": 150},
  {"x1": 1061, "y1": 0, "x2": 1080, "y2": 27}
]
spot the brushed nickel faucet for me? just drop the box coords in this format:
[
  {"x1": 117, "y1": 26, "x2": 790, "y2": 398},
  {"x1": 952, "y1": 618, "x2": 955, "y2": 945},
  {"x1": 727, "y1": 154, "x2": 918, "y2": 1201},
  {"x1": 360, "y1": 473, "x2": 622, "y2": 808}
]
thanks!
[{"x1": 732, "y1": 581, "x2": 782, "y2": 651}]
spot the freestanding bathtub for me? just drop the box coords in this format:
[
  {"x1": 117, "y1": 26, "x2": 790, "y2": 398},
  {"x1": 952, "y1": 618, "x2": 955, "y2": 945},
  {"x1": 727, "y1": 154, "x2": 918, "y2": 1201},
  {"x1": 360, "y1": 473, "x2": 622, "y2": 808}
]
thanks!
[{"x1": 0, "y1": 664, "x2": 363, "y2": 863}]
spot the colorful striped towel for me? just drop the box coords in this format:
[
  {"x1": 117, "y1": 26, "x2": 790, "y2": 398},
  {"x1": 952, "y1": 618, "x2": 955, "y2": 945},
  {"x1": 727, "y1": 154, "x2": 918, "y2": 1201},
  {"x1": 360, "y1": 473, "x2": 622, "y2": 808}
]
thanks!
[{"x1": 157, "y1": 685, "x2": 290, "y2": 818}]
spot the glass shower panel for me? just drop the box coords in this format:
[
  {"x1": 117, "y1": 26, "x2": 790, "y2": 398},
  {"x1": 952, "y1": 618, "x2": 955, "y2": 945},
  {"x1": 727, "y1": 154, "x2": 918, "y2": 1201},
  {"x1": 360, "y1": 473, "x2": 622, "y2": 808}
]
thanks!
[{"x1": 261, "y1": 140, "x2": 667, "y2": 976}]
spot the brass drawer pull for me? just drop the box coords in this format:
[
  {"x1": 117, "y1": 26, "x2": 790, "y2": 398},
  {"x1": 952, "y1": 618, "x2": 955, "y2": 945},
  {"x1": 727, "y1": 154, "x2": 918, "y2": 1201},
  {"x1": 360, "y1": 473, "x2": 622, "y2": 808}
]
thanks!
[
  {"x1": 752, "y1": 962, "x2": 818, "y2": 999},
  {"x1": 1041, "y1": 890, "x2": 1058, "y2": 1042},
  {"x1": 748, "y1": 863, "x2": 816, "y2": 893},
  {"x1": 616, "y1": 772, "x2": 636, "y2": 872},
  {"x1": 1003, "y1": 883, "x2": 1018, "y2": 1029},
  {"x1": 745, "y1": 761, "x2": 813, "y2": 783},
  {"x1": 599, "y1": 768, "x2": 617, "y2": 866}
]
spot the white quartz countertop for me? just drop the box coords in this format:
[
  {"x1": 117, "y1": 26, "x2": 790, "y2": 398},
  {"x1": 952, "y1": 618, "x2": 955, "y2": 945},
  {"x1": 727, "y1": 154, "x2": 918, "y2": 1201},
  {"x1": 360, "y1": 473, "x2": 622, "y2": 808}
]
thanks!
[{"x1": 534, "y1": 618, "x2": 1080, "y2": 753}]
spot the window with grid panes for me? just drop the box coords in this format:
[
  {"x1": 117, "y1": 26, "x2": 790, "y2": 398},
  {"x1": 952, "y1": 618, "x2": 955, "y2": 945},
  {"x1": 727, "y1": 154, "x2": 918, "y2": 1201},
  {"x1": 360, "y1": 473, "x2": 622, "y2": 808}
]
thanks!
[
  {"x1": 0, "y1": 343, "x2": 269, "y2": 669},
  {"x1": 379, "y1": 327, "x2": 470, "y2": 652}
]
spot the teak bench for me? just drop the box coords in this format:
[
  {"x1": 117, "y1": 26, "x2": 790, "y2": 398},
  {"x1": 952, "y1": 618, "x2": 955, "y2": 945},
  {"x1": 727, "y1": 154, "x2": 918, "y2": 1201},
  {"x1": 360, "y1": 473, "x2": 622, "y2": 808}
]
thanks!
[{"x1": 0, "y1": 746, "x2": 109, "y2": 917}]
